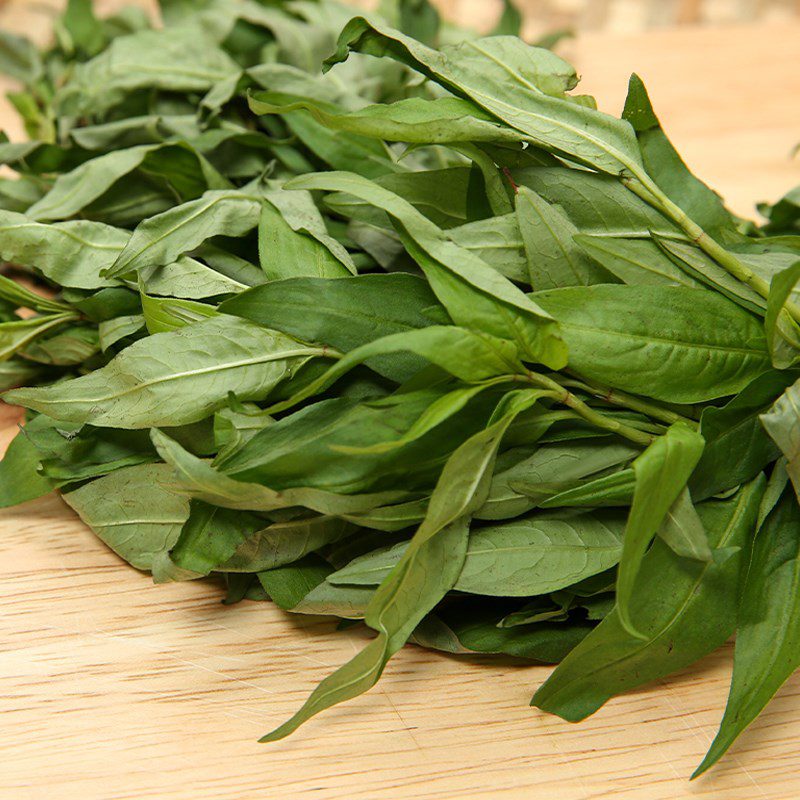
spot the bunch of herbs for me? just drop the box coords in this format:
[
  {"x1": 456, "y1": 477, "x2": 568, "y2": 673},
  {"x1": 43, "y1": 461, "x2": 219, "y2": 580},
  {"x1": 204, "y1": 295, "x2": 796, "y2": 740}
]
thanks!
[{"x1": 1, "y1": 0, "x2": 799, "y2": 776}]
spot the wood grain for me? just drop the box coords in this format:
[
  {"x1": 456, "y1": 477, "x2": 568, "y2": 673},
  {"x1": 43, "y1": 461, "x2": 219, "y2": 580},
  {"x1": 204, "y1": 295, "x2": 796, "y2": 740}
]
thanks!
[{"x1": 2, "y1": 16, "x2": 800, "y2": 800}]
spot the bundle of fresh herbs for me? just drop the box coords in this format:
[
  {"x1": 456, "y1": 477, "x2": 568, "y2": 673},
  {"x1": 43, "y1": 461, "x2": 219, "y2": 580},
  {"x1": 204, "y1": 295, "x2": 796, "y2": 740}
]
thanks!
[{"x1": 1, "y1": 0, "x2": 799, "y2": 777}]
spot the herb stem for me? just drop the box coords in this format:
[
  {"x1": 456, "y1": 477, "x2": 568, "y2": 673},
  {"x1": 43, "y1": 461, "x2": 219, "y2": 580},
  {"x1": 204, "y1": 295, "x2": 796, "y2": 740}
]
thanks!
[
  {"x1": 623, "y1": 176, "x2": 800, "y2": 324},
  {"x1": 557, "y1": 375, "x2": 699, "y2": 428},
  {"x1": 619, "y1": 418, "x2": 667, "y2": 435},
  {"x1": 519, "y1": 371, "x2": 656, "y2": 446}
]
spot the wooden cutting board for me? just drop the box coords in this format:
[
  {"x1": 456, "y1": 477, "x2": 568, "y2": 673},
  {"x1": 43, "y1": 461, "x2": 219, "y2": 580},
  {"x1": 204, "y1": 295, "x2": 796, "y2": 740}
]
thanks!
[{"x1": 2, "y1": 18, "x2": 800, "y2": 800}]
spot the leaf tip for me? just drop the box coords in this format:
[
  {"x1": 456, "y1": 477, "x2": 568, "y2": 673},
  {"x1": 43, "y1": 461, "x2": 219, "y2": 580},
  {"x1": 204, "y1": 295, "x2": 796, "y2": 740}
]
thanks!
[
  {"x1": 257, "y1": 727, "x2": 288, "y2": 744},
  {"x1": 2, "y1": 388, "x2": 26, "y2": 406},
  {"x1": 690, "y1": 758, "x2": 713, "y2": 781}
]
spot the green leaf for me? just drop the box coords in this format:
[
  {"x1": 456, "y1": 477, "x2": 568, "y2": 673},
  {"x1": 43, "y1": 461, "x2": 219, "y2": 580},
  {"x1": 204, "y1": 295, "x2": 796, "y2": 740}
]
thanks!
[
  {"x1": 691, "y1": 370, "x2": 795, "y2": 501},
  {"x1": 25, "y1": 422, "x2": 154, "y2": 485},
  {"x1": 0, "y1": 359, "x2": 47, "y2": 392},
  {"x1": 0, "y1": 415, "x2": 56, "y2": 508},
  {"x1": 539, "y1": 468, "x2": 635, "y2": 509},
  {"x1": 326, "y1": 19, "x2": 643, "y2": 175},
  {"x1": 516, "y1": 187, "x2": 611, "y2": 289},
  {"x1": 759, "y1": 185, "x2": 800, "y2": 234},
  {"x1": 575, "y1": 234, "x2": 698, "y2": 288},
  {"x1": 0, "y1": 211, "x2": 126, "y2": 289},
  {"x1": 342, "y1": 498, "x2": 429, "y2": 533},
  {"x1": 60, "y1": 0, "x2": 105, "y2": 55},
  {"x1": 440, "y1": 609, "x2": 591, "y2": 663},
  {"x1": 533, "y1": 476, "x2": 764, "y2": 721},
  {"x1": 654, "y1": 235, "x2": 766, "y2": 315},
  {"x1": 249, "y1": 93, "x2": 525, "y2": 146},
  {"x1": 287, "y1": 171, "x2": 566, "y2": 368},
  {"x1": 280, "y1": 108, "x2": 401, "y2": 179},
  {"x1": 395, "y1": 0, "x2": 441, "y2": 45},
  {"x1": 694, "y1": 485, "x2": 800, "y2": 776},
  {"x1": 259, "y1": 389, "x2": 541, "y2": 741},
  {"x1": 292, "y1": 580, "x2": 375, "y2": 618},
  {"x1": 140, "y1": 255, "x2": 254, "y2": 299},
  {"x1": 141, "y1": 293, "x2": 217, "y2": 334},
  {"x1": 0, "y1": 30, "x2": 42, "y2": 84},
  {"x1": 622, "y1": 74, "x2": 737, "y2": 239},
  {"x1": 105, "y1": 190, "x2": 262, "y2": 278},
  {"x1": 56, "y1": 26, "x2": 239, "y2": 117},
  {"x1": 491, "y1": 0, "x2": 522, "y2": 36},
  {"x1": 330, "y1": 510, "x2": 626, "y2": 596},
  {"x1": 412, "y1": 606, "x2": 586, "y2": 658},
  {"x1": 206, "y1": 0, "x2": 333, "y2": 72},
  {"x1": 258, "y1": 555, "x2": 334, "y2": 611},
  {"x1": 760, "y1": 377, "x2": 800, "y2": 501},
  {"x1": 221, "y1": 516, "x2": 356, "y2": 573},
  {"x1": 263, "y1": 325, "x2": 525, "y2": 421},
  {"x1": 63, "y1": 463, "x2": 190, "y2": 581},
  {"x1": 98, "y1": 313, "x2": 145, "y2": 351},
  {"x1": 534, "y1": 285, "x2": 770, "y2": 403},
  {"x1": 27, "y1": 143, "x2": 229, "y2": 222},
  {"x1": 258, "y1": 201, "x2": 347, "y2": 281},
  {"x1": 0, "y1": 313, "x2": 78, "y2": 362},
  {"x1": 225, "y1": 385, "x2": 501, "y2": 495},
  {"x1": 764, "y1": 260, "x2": 800, "y2": 368},
  {"x1": 68, "y1": 114, "x2": 201, "y2": 151},
  {"x1": 151, "y1": 428, "x2": 408, "y2": 516},
  {"x1": 0, "y1": 273, "x2": 73, "y2": 313},
  {"x1": 4, "y1": 316, "x2": 322, "y2": 428},
  {"x1": 167, "y1": 500, "x2": 263, "y2": 577},
  {"x1": 261, "y1": 185, "x2": 356, "y2": 275},
  {"x1": 478, "y1": 439, "x2": 639, "y2": 520},
  {"x1": 335, "y1": 383, "x2": 508, "y2": 456},
  {"x1": 0, "y1": 172, "x2": 44, "y2": 211},
  {"x1": 221, "y1": 273, "x2": 446, "y2": 382},
  {"x1": 449, "y1": 214, "x2": 529, "y2": 283},
  {"x1": 516, "y1": 165, "x2": 677, "y2": 238},
  {"x1": 0, "y1": 141, "x2": 74, "y2": 174},
  {"x1": 324, "y1": 167, "x2": 482, "y2": 230},
  {"x1": 616, "y1": 423, "x2": 705, "y2": 638},
  {"x1": 657, "y1": 487, "x2": 711, "y2": 562}
]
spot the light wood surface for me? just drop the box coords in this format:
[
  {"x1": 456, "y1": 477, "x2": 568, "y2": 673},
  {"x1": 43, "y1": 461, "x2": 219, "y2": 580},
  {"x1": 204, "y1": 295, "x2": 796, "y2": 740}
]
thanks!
[{"x1": 2, "y1": 18, "x2": 800, "y2": 800}]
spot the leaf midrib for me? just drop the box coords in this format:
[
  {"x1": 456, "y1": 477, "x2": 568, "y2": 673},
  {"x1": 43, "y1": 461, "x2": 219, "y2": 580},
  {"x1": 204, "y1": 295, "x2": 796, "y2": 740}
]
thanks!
[
  {"x1": 341, "y1": 540, "x2": 622, "y2": 580},
  {"x1": 561, "y1": 319, "x2": 766, "y2": 359},
  {"x1": 111, "y1": 192, "x2": 259, "y2": 275},
  {"x1": 53, "y1": 347, "x2": 313, "y2": 406}
]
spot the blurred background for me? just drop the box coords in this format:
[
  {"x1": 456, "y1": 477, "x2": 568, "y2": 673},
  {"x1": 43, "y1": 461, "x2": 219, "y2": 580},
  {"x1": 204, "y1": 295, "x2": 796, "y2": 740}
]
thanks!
[
  {"x1": 2, "y1": 0, "x2": 800, "y2": 36},
  {"x1": 368, "y1": 0, "x2": 800, "y2": 34}
]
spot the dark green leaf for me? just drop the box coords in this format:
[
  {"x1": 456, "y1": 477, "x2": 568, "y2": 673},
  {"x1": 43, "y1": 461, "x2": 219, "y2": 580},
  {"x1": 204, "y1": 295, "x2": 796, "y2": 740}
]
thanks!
[
  {"x1": 533, "y1": 476, "x2": 764, "y2": 720},
  {"x1": 534, "y1": 285, "x2": 770, "y2": 403},
  {"x1": 221, "y1": 273, "x2": 444, "y2": 382},
  {"x1": 258, "y1": 555, "x2": 334, "y2": 611},
  {"x1": 694, "y1": 485, "x2": 800, "y2": 776},
  {"x1": 616, "y1": 423, "x2": 705, "y2": 637}
]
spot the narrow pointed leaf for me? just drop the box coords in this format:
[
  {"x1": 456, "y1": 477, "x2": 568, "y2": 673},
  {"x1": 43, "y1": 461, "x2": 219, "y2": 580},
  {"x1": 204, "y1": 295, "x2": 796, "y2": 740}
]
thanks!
[
  {"x1": 616, "y1": 423, "x2": 705, "y2": 637},
  {"x1": 534, "y1": 476, "x2": 764, "y2": 720},
  {"x1": 694, "y1": 486, "x2": 800, "y2": 776},
  {"x1": 260, "y1": 390, "x2": 541, "y2": 741},
  {"x1": 4, "y1": 316, "x2": 321, "y2": 428}
]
